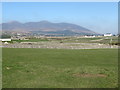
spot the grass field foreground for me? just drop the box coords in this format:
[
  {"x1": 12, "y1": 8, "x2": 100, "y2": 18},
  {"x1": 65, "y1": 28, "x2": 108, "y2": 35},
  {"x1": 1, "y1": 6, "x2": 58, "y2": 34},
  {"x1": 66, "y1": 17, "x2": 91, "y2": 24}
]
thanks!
[{"x1": 2, "y1": 48, "x2": 118, "y2": 88}]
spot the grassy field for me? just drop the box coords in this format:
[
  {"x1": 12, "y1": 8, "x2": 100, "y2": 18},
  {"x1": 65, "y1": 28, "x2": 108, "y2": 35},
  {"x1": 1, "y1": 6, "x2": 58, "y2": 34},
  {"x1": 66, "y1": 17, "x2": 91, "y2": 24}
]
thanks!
[
  {"x1": 12, "y1": 38, "x2": 49, "y2": 43},
  {"x1": 2, "y1": 48, "x2": 118, "y2": 88},
  {"x1": 11, "y1": 36, "x2": 118, "y2": 44}
]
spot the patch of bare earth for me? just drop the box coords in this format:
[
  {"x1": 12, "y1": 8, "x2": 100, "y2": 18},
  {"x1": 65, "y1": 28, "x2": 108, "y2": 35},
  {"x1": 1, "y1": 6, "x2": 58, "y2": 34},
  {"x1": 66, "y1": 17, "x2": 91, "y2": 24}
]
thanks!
[{"x1": 73, "y1": 73, "x2": 107, "y2": 78}]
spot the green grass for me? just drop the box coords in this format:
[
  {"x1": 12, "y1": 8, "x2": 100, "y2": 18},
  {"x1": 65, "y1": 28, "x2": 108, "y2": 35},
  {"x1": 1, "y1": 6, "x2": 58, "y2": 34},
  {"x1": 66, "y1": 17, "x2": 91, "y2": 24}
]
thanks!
[
  {"x1": 62, "y1": 36, "x2": 118, "y2": 44},
  {"x1": 2, "y1": 48, "x2": 118, "y2": 88},
  {"x1": 0, "y1": 48, "x2": 2, "y2": 89},
  {"x1": 11, "y1": 38, "x2": 49, "y2": 43},
  {"x1": 10, "y1": 36, "x2": 118, "y2": 45}
]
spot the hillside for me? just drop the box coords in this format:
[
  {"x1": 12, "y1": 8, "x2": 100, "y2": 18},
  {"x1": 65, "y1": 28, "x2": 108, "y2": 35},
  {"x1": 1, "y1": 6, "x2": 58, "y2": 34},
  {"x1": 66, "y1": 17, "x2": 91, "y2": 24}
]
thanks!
[{"x1": 1, "y1": 21, "x2": 97, "y2": 35}]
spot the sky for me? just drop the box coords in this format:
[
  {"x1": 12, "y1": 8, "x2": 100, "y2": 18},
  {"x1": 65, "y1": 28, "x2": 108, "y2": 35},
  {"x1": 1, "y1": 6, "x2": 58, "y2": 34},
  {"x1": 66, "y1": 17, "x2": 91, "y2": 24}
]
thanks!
[{"x1": 2, "y1": 2, "x2": 118, "y2": 34}]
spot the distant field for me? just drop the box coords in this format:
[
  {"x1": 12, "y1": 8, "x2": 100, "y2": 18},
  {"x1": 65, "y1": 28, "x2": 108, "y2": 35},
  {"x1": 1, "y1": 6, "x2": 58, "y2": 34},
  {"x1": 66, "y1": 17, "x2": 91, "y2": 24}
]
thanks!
[
  {"x1": 11, "y1": 36, "x2": 118, "y2": 44},
  {"x1": 12, "y1": 38, "x2": 49, "y2": 42},
  {"x1": 2, "y1": 48, "x2": 118, "y2": 88}
]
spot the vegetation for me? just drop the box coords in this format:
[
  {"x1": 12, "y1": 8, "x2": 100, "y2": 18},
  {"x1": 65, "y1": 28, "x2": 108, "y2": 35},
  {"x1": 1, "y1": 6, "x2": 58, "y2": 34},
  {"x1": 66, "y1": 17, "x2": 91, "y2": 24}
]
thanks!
[
  {"x1": 12, "y1": 38, "x2": 49, "y2": 43},
  {"x1": 0, "y1": 34, "x2": 11, "y2": 39},
  {"x1": 3, "y1": 48, "x2": 118, "y2": 88},
  {"x1": 11, "y1": 36, "x2": 118, "y2": 45}
]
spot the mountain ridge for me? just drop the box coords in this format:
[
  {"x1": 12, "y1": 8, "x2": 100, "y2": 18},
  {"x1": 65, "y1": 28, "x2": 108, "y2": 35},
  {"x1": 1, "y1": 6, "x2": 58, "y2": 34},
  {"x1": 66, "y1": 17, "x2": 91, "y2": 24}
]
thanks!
[{"x1": 1, "y1": 21, "x2": 98, "y2": 35}]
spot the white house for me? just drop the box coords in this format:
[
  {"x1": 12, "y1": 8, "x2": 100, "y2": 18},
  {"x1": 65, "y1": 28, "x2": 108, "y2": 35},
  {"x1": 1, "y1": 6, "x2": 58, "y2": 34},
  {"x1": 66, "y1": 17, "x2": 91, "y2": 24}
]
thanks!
[
  {"x1": 0, "y1": 38, "x2": 11, "y2": 41},
  {"x1": 104, "y1": 33, "x2": 113, "y2": 36}
]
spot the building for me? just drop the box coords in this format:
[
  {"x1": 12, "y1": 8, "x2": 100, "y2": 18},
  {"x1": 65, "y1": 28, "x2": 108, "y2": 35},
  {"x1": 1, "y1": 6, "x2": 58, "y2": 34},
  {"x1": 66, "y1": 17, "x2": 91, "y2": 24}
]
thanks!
[
  {"x1": 0, "y1": 38, "x2": 11, "y2": 41},
  {"x1": 104, "y1": 33, "x2": 113, "y2": 36}
]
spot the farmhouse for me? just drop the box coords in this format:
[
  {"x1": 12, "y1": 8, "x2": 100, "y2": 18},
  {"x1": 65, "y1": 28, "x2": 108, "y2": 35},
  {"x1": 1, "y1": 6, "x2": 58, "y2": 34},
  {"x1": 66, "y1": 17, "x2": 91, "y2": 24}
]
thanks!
[
  {"x1": 0, "y1": 38, "x2": 11, "y2": 41},
  {"x1": 104, "y1": 33, "x2": 113, "y2": 36}
]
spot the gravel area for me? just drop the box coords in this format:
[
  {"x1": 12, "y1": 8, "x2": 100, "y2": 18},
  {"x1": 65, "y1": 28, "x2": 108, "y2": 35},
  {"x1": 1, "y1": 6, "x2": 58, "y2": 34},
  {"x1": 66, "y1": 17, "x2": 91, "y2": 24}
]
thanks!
[{"x1": 2, "y1": 42, "x2": 118, "y2": 49}]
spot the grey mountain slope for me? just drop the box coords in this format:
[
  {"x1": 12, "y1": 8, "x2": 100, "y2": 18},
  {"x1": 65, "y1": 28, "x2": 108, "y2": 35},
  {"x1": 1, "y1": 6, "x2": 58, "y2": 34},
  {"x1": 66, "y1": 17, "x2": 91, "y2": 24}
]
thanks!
[{"x1": 1, "y1": 21, "x2": 97, "y2": 34}]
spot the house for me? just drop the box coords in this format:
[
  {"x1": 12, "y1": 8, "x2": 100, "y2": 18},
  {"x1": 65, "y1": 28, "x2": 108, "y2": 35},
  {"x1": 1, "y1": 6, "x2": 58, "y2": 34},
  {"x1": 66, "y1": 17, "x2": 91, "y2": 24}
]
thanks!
[
  {"x1": 104, "y1": 33, "x2": 113, "y2": 36},
  {"x1": 0, "y1": 38, "x2": 11, "y2": 41}
]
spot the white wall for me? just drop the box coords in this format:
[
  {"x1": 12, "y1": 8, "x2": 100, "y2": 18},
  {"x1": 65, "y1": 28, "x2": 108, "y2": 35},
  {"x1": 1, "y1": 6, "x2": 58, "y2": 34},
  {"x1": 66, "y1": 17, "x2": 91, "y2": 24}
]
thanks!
[
  {"x1": 0, "y1": 39, "x2": 11, "y2": 41},
  {"x1": 104, "y1": 34, "x2": 112, "y2": 36}
]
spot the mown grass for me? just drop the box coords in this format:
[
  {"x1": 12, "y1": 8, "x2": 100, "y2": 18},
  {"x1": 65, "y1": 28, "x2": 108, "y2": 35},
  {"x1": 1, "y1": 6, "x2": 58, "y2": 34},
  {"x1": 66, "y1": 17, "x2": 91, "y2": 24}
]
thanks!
[
  {"x1": 2, "y1": 48, "x2": 118, "y2": 88},
  {"x1": 0, "y1": 47, "x2": 2, "y2": 89}
]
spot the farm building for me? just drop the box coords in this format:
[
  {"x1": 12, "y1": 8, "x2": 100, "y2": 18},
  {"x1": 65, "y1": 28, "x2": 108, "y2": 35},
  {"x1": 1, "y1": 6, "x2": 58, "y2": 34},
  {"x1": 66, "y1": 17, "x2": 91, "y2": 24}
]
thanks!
[
  {"x1": 0, "y1": 38, "x2": 11, "y2": 41},
  {"x1": 104, "y1": 33, "x2": 113, "y2": 36}
]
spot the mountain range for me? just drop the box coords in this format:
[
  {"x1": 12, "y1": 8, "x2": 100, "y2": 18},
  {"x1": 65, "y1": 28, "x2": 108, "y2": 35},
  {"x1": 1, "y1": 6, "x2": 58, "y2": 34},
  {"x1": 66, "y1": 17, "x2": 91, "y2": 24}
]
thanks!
[{"x1": 1, "y1": 21, "x2": 98, "y2": 35}]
